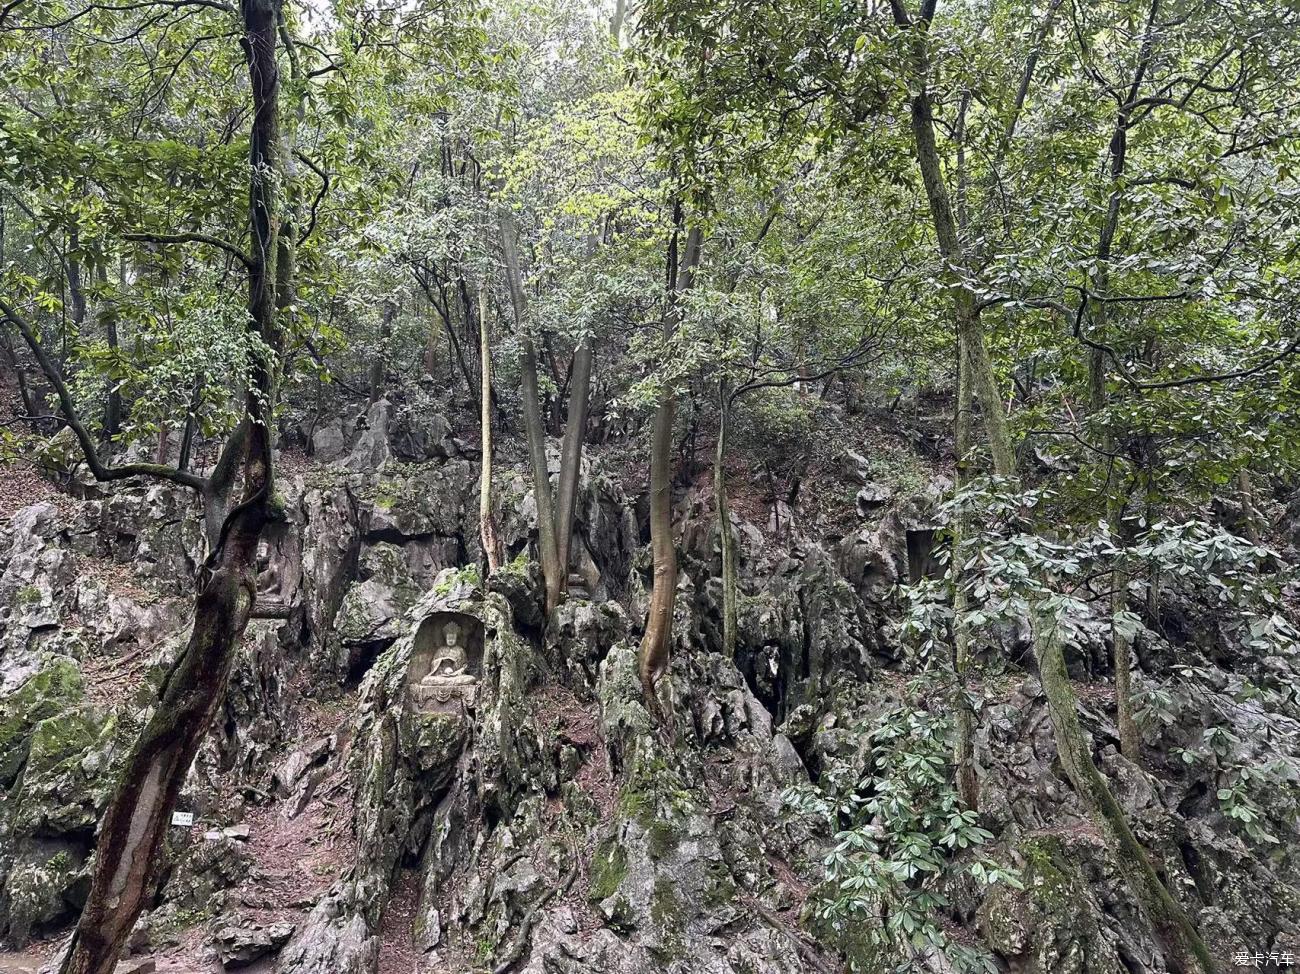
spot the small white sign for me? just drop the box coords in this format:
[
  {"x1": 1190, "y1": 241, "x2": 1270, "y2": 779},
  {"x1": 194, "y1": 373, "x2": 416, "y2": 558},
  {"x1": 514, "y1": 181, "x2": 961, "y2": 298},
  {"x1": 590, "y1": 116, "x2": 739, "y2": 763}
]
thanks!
[{"x1": 171, "y1": 811, "x2": 195, "y2": 827}]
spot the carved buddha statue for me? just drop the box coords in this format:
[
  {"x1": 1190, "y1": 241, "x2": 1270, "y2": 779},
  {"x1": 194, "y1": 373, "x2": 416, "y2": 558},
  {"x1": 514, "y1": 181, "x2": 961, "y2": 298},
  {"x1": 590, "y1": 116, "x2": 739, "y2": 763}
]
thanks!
[
  {"x1": 255, "y1": 540, "x2": 284, "y2": 598},
  {"x1": 411, "y1": 620, "x2": 477, "y2": 713}
]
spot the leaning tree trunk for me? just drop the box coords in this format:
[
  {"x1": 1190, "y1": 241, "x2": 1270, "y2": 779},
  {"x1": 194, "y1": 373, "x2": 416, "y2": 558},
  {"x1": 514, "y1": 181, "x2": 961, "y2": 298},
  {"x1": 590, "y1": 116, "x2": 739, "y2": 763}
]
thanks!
[
  {"x1": 59, "y1": 549, "x2": 263, "y2": 974},
  {"x1": 60, "y1": 2, "x2": 284, "y2": 970},
  {"x1": 892, "y1": 6, "x2": 1212, "y2": 969},
  {"x1": 499, "y1": 211, "x2": 562, "y2": 614},
  {"x1": 479, "y1": 286, "x2": 503, "y2": 571},
  {"x1": 554, "y1": 335, "x2": 593, "y2": 595},
  {"x1": 639, "y1": 223, "x2": 702, "y2": 732},
  {"x1": 714, "y1": 380, "x2": 738, "y2": 657},
  {"x1": 1035, "y1": 614, "x2": 1216, "y2": 974}
]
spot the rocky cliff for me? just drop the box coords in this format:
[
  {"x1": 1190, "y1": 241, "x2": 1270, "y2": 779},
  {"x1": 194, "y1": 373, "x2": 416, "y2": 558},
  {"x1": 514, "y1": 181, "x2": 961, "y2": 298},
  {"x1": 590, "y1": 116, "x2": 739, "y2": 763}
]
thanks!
[{"x1": 0, "y1": 400, "x2": 1296, "y2": 974}]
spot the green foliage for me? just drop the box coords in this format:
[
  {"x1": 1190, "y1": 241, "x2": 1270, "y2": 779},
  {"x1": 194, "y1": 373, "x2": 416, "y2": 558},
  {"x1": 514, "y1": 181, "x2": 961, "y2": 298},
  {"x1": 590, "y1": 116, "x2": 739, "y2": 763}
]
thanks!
[
  {"x1": 784, "y1": 705, "x2": 1019, "y2": 974},
  {"x1": 910, "y1": 476, "x2": 1300, "y2": 848}
]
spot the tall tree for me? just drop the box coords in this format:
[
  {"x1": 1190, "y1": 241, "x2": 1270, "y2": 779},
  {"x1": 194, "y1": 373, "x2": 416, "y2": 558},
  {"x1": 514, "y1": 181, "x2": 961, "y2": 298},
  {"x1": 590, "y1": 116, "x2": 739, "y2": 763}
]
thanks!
[
  {"x1": 639, "y1": 213, "x2": 702, "y2": 733},
  {"x1": 887, "y1": 3, "x2": 1213, "y2": 969},
  {"x1": 479, "y1": 283, "x2": 503, "y2": 571}
]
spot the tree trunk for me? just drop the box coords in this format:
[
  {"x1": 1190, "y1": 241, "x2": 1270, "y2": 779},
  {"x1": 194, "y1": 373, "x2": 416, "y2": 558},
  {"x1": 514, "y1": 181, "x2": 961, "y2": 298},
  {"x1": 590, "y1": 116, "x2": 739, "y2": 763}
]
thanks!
[
  {"x1": 1113, "y1": 572, "x2": 1139, "y2": 761},
  {"x1": 65, "y1": 241, "x2": 88, "y2": 331},
  {"x1": 715, "y1": 381, "x2": 738, "y2": 657},
  {"x1": 59, "y1": 562, "x2": 259, "y2": 974},
  {"x1": 201, "y1": 419, "x2": 250, "y2": 552},
  {"x1": 554, "y1": 336, "x2": 593, "y2": 595},
  {"x1": 499, "y1": 210, "x2": 562, "y2": 614},
  {"x1": 154, "y1": 424, "x2": 171, "y2": 465},
  {"x1": 639, "y1": 222, "x2": 702, "y2": 734},
  {"x1": 611, "y1": 0, "x2": 626, "y2": 43},
  {"x1": 424, "y1": 302, "x2": 439, "y2": 376},
  {"x1": 415, "y1": 270, "x2": 481, "y2": 404},
  {"x1": 59, "y1": 1, "x2": 283, "y2": 968},
  {"x1": 1111, "y1": 493, "x2": 1140, "y2": 762},
  {"x1": 100, "y1": 264, "x2": 123, "y2": 441},
  {"x1": 1, "y1": 330, "x2": 40, "y2": 421},
  {"x1": 897, "y1": 16, "x2": 1014, "y2": 476},
  {"x1": 177, "y1": 376, "x2": 204, "y2": 472},
  {"x1": 1237, "y1": 469, "x2": 1261, "y2": 543},
  {"x1": 952, "y1": 343, "x2": 978, "y2": 809},
  {"x1": 1035, "y1": 613, "x2": 1216, "y2": 974},
  {"x1": 369, "y1": 299, "x2": 395, "y2": 405},
  {"x1": 891, "y1": 6, "x2": 1209, "y2": 968},
  {"x1": 478, "y1": 286, "x2": 502, "y2": 572}
]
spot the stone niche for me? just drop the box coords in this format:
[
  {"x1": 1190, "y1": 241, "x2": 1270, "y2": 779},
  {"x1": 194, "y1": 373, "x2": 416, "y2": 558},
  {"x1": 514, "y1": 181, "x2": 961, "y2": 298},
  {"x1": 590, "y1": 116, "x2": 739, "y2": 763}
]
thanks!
[
  {"x1": 254, "y1": 520, "x2": 302, "y2": 618},
  {"x1": 406, "y1": 612, "x2": 484, "y2": 715},
  {"x1": 906, "y1": 528, "x2": 941, "y2": 584}
]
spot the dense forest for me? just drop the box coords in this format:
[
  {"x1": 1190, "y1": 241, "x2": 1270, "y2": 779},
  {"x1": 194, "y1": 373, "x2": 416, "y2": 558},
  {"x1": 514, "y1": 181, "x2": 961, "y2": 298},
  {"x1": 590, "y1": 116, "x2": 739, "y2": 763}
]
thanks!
[{"x1": 1, "y1": 0, "x2": 1298, "y2": 972}]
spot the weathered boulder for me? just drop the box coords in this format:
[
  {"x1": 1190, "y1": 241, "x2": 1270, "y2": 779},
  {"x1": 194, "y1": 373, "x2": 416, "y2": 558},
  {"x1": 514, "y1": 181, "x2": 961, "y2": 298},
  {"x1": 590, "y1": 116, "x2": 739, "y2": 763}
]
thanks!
[
  {"x1": 344, "y1": 399, "x2": 392, "y2": 473},
  {"x1": 0, "y1": 658, "x2": 113, "y2": 946},
  {"x1": 323, "y1": 543, "x2": 424, "y2": 682},
  {"x1": 212, "y1": 915, "x2": 295, "y2": 967}
]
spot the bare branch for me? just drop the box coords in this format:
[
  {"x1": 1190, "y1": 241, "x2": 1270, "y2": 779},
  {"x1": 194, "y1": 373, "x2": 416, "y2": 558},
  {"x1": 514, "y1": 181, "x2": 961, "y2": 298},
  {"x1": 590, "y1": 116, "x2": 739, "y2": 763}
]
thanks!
[
  {"x1": 122, "y1": 231, "x2": 253, "y2": 268},
  {"x1": 8, "y1": 0, "x2": 234, "y2": 30},
  {"x1": 0, "y1": 296, "x2": 208, "y2": 493}
]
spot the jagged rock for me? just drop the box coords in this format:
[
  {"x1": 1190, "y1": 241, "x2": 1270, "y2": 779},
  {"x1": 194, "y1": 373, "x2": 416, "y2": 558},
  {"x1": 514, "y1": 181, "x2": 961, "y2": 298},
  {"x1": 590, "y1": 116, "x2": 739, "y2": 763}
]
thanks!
[
  {"x1": 843, "y1": 448, "x2": 872, "y2": 484},
  {"x1": 0, "y1": 504, "x2": 74, "y2": 678},
  {"x1": 281, "y1": 569, "x2": 490, "y2": 974},
  {"x1": 545, "y1": 598, "x2": 628, "y2": 686},
  {"x1": 273, "y1": 736, "x2": 332, "y2": 798},
  {"x1": 854, "y1": 483, "x2": 891, "y2": 514},
  {"x1": 365, "y1": 461, "x2": 476, "y2": 544},
  {"x1": 0, "y1": 657, "x2": 113, "y2": 947},
  {"x1": 155, "y1": 832, "x2": 254, "y2": 923},
  {"x1": 114, "y1": 958, "x2": 156, "y2": 974},
  {"x1": 976, "y1": 830, "x2": 1162, "y2": 974},
  {"x1": 209, "y1": 621, "x2": 292, "y2": 784},
  {"x1": 388, "y1": 406, "x2": 453, "y2": 461},
  {"x1": 312, "y1": 419, "x2": 347, "y2": 461},
  {"x1": 298, "y1": 478, "x2": 363, "y2": 672},
  {"x1": 344, "y1": 399, "x2": 392, "y2": 473},
  {"x1": 488, "y1": 558, "x2": 545, "y2": 630},
  {"x1": 212, "y1": 916, "x2": 295, "y2": 967},
  {"x1": 324, "y1": 543, "x2": 423, "y2": 681},
  {"x1": 4, "y1": 411, "x2": 1298, "y2": 974}
]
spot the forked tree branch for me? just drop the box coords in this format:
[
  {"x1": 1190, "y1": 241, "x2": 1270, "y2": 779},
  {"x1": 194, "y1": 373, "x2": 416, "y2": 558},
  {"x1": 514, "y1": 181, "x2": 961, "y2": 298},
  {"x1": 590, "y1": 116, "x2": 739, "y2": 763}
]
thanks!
[{"x1": 0, "y1": 295, "x2": 208, "y2": 492}]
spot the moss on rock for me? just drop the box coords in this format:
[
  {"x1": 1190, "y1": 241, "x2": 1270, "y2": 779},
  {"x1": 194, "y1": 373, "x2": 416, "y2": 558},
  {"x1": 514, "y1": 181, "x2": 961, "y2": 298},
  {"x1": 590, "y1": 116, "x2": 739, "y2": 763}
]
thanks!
[{"x1": 0, "y1": 658, "x2": 85, "y2": 785}]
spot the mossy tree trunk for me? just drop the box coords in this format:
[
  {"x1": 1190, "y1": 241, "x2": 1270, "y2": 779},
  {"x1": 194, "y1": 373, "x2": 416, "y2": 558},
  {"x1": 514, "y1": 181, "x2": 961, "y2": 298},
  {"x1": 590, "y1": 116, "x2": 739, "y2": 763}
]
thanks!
[
  {"x1": 58, "y1": 1, "x2": 286, "y2": 969},
  {"x1": 714, "y1": 380, "x2": 738, "y2": 656},
  {"x1": 499, "y1": 213, "x2": 598, "y2": 615},
  {"x1": 1036, "y1": 614, "x2": 1217, "y2": 974},
  {"x1": 554, "y1": 334, "x2": 593, "y2": 590},
  {"x1": 891, "y1": 4, "x2": 1212, "y2": 969},
  {"x1": 500, "y1": 209, "x2": 564, "y2": 612}
]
